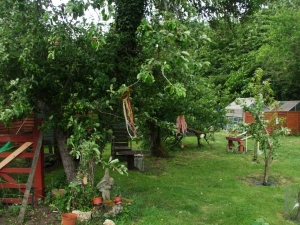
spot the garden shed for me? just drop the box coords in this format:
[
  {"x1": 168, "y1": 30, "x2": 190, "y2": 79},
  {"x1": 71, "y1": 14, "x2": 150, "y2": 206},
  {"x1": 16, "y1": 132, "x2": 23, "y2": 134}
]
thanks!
[
  {"x1": 225, "y1": 98, "x2": 254, "y2": 127},
  {"x1": 244, "y1": 100, "x2": 300, "y2": 134},
  {"x1": 226, "y1": 99, "x2": 300, "y2": 134}
]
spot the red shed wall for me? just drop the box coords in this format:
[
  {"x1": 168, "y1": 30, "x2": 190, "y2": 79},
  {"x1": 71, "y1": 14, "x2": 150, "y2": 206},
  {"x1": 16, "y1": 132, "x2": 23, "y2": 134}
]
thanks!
[{"x1": 244, "y1": 111, "x2": 300, "y2": 134}]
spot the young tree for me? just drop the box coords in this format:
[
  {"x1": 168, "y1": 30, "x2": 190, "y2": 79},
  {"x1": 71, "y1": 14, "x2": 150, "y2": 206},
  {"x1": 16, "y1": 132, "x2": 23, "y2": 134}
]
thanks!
[{"x1": 240, "y1": 68, "x2": 289, "y2": 185}]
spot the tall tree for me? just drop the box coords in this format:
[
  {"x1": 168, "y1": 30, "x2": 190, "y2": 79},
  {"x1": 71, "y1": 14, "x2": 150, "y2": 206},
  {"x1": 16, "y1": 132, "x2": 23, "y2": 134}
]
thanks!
[
  {"x1": 0, "y1": 0, "x2": 270, "y2": 180},
  {"x1": 0, "y1": 0, "x2": 112, "y2": 182},
  {"x1": 256, "y1": 1, "x2": 300, "y2": 100}
]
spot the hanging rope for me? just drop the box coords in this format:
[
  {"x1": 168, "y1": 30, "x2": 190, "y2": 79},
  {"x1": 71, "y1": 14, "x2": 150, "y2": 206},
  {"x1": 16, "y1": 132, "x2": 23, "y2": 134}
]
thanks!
[
  {"x1": 121, "y1": 89, "x2": 137, "y2": 139},
  {"x1": 16, "y1": 116, "x2": 29, "y2": 135}
]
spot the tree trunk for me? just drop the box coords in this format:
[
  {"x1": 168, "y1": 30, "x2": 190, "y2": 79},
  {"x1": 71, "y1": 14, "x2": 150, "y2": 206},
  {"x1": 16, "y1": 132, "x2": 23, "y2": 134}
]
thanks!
[
  {"x1": 55, "y1": 128, "x2": 76, "y2": 183},
  {"x1": 262, "y1": 149, "x2": 272, "y2": 185},
  {"x1": 148, "y1": 120, "x2": 168, "y2": 158},
  {"x1": 262, "y1": 133, "x2": 274, "y2": 186}
]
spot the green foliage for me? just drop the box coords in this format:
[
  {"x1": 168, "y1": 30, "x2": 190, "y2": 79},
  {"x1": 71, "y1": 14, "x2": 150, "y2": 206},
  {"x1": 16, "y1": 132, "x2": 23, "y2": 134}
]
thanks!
[
  {"x1": 67, "y1": 114, "x2": 111, "y2": 184},
  {"x1": 137, "y1": 13, "x2": 196, "y2": 97},
  {"x1": 50, "y1": 191, "x2": 69, "y2": 214},
  {"x1": 193, "y1": 0, "x2": 270, "y2": 21},
  {"x1": 256, "y1": 1, "x2": 300, "y2": 99},
  {"x1": 67, "y1": 182, "x2": 98, "y2": 212},
  {"x1": 0, "y1": 0, "x2": 272, "y2": 180},
  {"x1": 100, "y1": 157, "x2": 128, "y2": 176},
  {"x1": 7, "y1": 204, "x2": 21, "y2": 217}
]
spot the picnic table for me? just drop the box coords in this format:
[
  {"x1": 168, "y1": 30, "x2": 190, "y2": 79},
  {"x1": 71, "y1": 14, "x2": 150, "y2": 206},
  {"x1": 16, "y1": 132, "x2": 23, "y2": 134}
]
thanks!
[{"x1": 225, "y1": 136, "x2": 245, "y2": 153}]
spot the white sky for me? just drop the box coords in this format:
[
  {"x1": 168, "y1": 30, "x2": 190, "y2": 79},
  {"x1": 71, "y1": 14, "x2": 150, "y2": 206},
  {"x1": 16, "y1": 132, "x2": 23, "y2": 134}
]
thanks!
[{"x1": 52, "y1": 0, "x2": 105, "y2": 23}]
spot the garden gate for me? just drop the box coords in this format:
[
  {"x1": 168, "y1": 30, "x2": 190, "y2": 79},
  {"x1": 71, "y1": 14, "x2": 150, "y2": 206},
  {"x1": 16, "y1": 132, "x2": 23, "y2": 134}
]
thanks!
[{"x1": 0, "y1": 115, "x2": 45, "y2": 204}]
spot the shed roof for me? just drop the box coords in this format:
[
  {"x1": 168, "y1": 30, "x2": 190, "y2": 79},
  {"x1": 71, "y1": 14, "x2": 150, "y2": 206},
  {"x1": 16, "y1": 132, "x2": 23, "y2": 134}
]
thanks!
[
  {"x1": 225, "y1": 98, "x2": 254, "y2": 118},
  {"x1": 226, "y1": 99, "x2": 300, "y2": 118},
  {"x1": 277, "y1": 100, "x2": 300, "y2": 111}
]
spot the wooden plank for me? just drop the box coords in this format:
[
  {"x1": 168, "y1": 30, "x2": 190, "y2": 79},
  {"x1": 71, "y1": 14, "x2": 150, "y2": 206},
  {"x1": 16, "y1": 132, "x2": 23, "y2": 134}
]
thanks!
[
  {"x1": 2, "y1": 198, "x2": 32, "y2": 204},
  {"x1": 17, "y1": 131, "x2": 43, "y2": 225},
  {"x1": 0, "y1": 168, "x2": 31, "y2": 173},
  {"x1": 0, "y1": 135, "x2": 33, "y2": 144},
  {"x1": 0, "y1": 183, "x2": 27, "y2": 189},
  {"x1": 0, "y1": 173, "x2": 17, "y2": 184},
  {"x1": 226, "y1": 137, "x2": 242, "y2": 141},
  {"x1": 117, "y1": 150, "x2": 150, "y2": 155},
  {"x1": 0, "y1": 142, "x2": 32, "y2": 170}
]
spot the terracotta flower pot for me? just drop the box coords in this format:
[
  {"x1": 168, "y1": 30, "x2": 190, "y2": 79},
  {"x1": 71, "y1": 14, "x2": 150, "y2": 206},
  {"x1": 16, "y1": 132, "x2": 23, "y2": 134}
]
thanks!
[
  {"x1": 61, "y1": 213, "x2": 77, "y2": 225},
  {"x1": 113, "y1": 196, "x2": 122, "y2": 205},
  {"x1": 92, "y1": 196, "x2": 103, "y2": 205}
]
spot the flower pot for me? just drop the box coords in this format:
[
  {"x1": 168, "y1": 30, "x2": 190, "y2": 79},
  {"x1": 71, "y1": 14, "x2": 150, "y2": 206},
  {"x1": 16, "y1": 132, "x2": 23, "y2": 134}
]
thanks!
[
  {"x1": 113, "y1": 196, "x2": 122, "y2": 205},
  {"x1": 92, "y1": 196, "x2": 103, "y2": 205},
  {"x1": 61, "y1": 213, "x2": 77, "y2": 225}
]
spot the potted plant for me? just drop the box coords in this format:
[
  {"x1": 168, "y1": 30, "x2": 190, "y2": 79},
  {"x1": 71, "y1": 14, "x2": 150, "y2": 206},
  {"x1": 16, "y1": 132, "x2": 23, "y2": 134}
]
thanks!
[
  {"x1": 92, "y1": 196, "x2": 103, "y2": 205},
  {"x1": 113, "y1": 195, "x2": 122, "y2": 205},
  {"x1": 61, "y1": 212, "x2": 77, "y2": 225},
  {"x1": 111, "y1": 183, "x2": 122, "y2": 205},
  {"x1": 50, "y1": 204, "x2": 77, "y2": 225}
]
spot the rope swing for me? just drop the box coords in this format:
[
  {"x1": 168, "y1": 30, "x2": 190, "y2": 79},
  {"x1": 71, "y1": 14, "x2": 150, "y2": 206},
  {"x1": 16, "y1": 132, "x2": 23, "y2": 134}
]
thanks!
[{"x1": 121, "y1": 89, "x2": 137, "y2": 139}]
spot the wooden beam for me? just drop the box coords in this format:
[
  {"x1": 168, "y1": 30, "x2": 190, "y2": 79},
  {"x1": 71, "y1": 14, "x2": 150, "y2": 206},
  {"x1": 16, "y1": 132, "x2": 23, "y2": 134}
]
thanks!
[
  {"x1": 0, "y1": 142, "x2": 32, "y2": 170},
  {"x1": 0, "y1": 135, "x2": 33, "y2": 143},
  {"x1": 0, "y1": 183, "x2": 27, "y2": 189},
  {"x1": 2, "y1": 198, "x2": 32, "y2": 204},
  {"x1": 0, "y1": 168, "x2": 31, "y2": 173},
  {"x1": 17, "y1": 131, "x2": 43, "y2": 225}
]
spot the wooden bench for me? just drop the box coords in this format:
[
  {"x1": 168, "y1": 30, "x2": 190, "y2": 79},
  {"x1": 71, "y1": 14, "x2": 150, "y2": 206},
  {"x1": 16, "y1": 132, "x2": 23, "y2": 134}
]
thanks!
[
  {"x1": 187, "y1": 128, "x2": 209, "y2": 146},
  {"x1": 111, "y1": 125, "x2": 150, "y2": 170}
]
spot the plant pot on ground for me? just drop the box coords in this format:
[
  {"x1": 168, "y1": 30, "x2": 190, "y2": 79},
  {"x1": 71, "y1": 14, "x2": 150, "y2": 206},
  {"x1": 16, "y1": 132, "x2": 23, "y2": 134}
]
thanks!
[
  {"x1": 61, "y1": 212, "x2": 77, "y2": 225},
  {"x1": 113, "y1": 196, "x2": 122, "y2": 205},
  {"x1": 92, "y1": 196, "x2": 103, "y2": 205}
]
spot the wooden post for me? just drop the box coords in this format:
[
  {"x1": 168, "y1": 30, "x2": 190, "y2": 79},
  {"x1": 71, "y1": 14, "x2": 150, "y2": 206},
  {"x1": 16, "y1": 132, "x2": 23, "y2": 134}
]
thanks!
[{"x1": 32, "y1": 123, "x2": 45, "y2": 200}]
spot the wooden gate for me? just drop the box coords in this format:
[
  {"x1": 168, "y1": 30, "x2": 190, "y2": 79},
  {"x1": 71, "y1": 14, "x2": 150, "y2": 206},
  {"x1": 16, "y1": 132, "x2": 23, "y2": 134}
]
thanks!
[{"x1": 0, "y1": 115, "x2": 45, "y2": 204}]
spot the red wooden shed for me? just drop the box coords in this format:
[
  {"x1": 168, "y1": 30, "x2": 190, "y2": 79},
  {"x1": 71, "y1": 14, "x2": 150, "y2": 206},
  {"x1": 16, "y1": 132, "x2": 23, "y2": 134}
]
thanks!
[
  {"x1": 226, "y1": 99, "x2": 300, "y2": 134},
  {"x1": 244, "y1": 111, "x2": 300, "y2": 134}
]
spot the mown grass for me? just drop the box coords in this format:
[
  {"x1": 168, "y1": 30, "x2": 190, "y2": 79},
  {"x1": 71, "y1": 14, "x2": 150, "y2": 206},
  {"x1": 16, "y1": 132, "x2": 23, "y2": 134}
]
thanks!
[{"x1": 47, "y1": 132, "x2": 300, "y2": 225}]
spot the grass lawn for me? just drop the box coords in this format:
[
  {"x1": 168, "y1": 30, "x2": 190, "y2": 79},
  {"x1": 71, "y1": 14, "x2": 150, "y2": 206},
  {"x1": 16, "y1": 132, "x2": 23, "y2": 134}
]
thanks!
[
  {"x1": 52, "y1": 131, "x2": 299, "y2": 225},
  {"x1": 11, "y1": 131, "x2": 300, "y2": 224}
]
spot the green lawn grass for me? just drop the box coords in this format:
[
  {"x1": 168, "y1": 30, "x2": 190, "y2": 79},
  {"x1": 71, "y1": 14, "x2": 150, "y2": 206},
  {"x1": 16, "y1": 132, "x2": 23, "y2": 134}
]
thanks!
[{"x1": 47, "y1": 132, "x2": 300, "y2": 225}]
